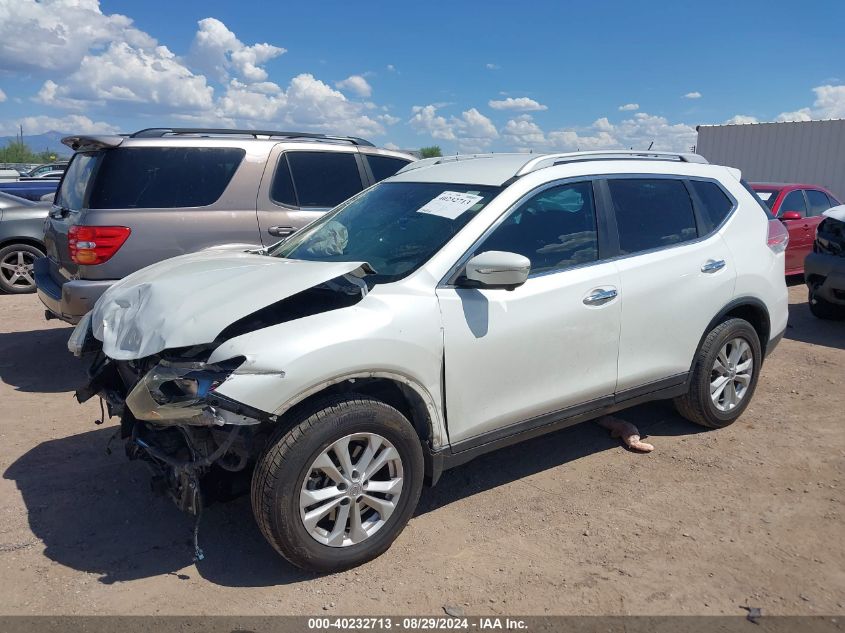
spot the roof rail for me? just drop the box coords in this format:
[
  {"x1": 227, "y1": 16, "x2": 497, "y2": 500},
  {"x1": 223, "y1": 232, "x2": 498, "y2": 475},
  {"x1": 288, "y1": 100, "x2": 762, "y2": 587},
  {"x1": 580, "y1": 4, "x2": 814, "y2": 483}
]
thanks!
[
  {"x1": 515, "y1": 150, "x2": 709, "y2": 177},
  {"x1": 129, "y1": 127, "x2": 375, "y2": 147}
]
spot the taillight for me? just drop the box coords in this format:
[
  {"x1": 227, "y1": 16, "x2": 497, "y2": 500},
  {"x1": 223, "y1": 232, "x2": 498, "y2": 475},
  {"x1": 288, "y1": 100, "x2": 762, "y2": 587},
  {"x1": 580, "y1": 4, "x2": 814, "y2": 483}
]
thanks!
[
  {"x1": 68, "y1": 225, "x2": 131, "y2": 265},
  {"x1": 767, "y1": 219, "x2": 789, "y2": 253}
]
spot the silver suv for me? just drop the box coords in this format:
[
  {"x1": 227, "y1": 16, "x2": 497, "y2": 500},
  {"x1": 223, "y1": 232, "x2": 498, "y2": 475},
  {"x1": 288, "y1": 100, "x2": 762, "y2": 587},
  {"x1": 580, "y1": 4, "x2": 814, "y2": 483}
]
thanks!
[{"x1": 35, "y1": 128, "x2": 415, "y2": 323}]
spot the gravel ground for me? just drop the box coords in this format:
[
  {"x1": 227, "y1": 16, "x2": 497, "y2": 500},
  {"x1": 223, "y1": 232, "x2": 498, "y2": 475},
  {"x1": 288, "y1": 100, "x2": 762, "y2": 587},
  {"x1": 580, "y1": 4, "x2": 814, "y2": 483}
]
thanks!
[{"x1": 0, "y1": 283, "x2": 842, "y2": 616}]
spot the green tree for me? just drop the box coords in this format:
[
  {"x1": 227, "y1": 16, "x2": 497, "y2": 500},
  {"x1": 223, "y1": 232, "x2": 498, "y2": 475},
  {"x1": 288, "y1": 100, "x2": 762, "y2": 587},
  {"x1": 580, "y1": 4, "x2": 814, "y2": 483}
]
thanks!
[
  {"x1": 419, "y1": 145, "x2": 442, "y2": 158},
  {"x1": 0, "y1": 139, "x2": 64, "y2": 165}
]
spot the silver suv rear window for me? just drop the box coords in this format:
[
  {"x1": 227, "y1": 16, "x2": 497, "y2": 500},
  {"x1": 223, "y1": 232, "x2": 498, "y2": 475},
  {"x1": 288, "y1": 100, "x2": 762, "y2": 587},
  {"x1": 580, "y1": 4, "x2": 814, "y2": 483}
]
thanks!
[{"x1": 87, "y1": 147, "x2": 245, "y2": 209}]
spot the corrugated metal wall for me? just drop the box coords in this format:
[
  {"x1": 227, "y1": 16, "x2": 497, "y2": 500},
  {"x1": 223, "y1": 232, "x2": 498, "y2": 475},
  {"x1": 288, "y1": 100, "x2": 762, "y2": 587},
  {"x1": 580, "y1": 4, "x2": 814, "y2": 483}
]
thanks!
[{"x1": 696, "y1": 120, "x2": 845, "y2": 199}]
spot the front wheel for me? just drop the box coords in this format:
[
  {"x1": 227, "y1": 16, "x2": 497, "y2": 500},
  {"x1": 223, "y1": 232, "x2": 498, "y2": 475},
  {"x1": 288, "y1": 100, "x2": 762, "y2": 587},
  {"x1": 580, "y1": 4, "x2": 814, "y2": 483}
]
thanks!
[
  {"x1": 674, "y1": 318, "x2": 762, "y2": 429},
  {"x1": 251, "y1": 394, "x2": 424, "y2": 572}
]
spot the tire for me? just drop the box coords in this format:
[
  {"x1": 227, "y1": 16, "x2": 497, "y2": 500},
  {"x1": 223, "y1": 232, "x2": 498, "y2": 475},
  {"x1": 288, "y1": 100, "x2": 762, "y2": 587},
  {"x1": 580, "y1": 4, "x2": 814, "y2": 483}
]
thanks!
[
  {"x1": 674, "y1": 318, "x2": 762, "y2": 429},
  {"x1": 0, "y1": 243, "x2": 43, "y2": 294},
  {"x1": 251, "y1": 394, "x2": 424, "y2": 572},
  {"x1": 808, "y1": 287, "x2": 845, "y2": 321}
]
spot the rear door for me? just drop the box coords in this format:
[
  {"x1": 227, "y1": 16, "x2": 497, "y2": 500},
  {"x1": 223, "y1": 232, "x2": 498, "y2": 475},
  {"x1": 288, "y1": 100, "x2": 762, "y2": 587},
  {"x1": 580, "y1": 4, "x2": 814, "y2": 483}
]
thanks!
[
  {"x1": 806, "y1": 188, "x2": 834, "y2": 241},
  {"x1": 777, "y1": 189, "x2": 811, "y2": 272},
  {"x1": 256, "y1": 147, "x2": 367, "y2": 245},
  {"x1": 606, "y1": 177, "x2": 737, "y2": 392}
]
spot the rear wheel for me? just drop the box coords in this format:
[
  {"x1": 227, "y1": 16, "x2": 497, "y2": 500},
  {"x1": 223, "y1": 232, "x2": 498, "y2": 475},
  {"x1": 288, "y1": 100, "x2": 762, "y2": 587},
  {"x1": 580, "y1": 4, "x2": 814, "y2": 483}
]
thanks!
[
  {"x1": 0, "y1": 243, "x2": 43, "y2": 294},
  {"x1": 251, "y1": 394, "x2": 424, "y2": 572},
  {"x1": 674, "y1": 318, "x2": 762, "y2": 428},
  {"x1": 808, "y1": 286, "x2": 845, "y2": 321}
]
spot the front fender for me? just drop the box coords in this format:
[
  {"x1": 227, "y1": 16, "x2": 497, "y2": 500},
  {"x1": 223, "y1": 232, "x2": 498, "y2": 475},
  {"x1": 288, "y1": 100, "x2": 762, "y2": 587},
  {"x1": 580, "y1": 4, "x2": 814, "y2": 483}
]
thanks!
[{"x1": 209, "y1": 290, "x2": 446, "y2": 446}]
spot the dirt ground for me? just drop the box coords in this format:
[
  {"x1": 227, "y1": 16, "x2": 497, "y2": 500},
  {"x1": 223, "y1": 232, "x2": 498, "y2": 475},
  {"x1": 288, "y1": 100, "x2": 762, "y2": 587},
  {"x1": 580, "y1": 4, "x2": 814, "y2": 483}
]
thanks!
[{"x1": 0, "y1": 282, "x2": 842, "y2": 616}]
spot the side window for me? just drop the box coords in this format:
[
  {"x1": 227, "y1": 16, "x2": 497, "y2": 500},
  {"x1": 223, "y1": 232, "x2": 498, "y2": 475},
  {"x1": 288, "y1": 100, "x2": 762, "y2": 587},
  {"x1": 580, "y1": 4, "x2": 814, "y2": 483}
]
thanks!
[
  {"x1": 479, "y1": 181, "x2": 598, "y2": 275},
  {"x1": 779, "y1": 190, "x2": 807, "y2": 217},
  {"x1": 270, "y1": 154, "x2": 296, "y2": 206},
  {"x1": 806, "y1": 189, "x2": 832, "y2": 216},
  {"x1": 689, "y1": 180, "x2": 734, "y2": 229},
  {"x1": 366, "y1": 155, "x2": 411, "y2": 183},
  {"x1": 826, "y1": 193, "x2": 841, "y2": 208},
  {"x1": 286, "y1": 151, "x2": 363, "y2": 208},
  {"x1": 607, "y1": 178, "x2": 697, "y2": 254}
]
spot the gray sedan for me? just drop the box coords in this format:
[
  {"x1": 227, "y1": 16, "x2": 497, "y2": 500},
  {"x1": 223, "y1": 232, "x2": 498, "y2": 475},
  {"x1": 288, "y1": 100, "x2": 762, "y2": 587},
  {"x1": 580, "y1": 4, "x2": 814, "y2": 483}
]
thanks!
[{"x1": 0, "y1": 192, "x2": 49, "y2": 294}]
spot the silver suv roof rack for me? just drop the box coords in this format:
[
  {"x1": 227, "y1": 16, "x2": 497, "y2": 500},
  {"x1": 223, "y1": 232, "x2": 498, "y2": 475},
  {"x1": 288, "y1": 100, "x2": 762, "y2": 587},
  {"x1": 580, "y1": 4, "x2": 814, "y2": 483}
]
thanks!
[
  {"x1": 515, "y1": 150, "x2": 709, "y2": 176},
  {"x1": 129, "y1": 127, "x2": 375, "y2": 147}
]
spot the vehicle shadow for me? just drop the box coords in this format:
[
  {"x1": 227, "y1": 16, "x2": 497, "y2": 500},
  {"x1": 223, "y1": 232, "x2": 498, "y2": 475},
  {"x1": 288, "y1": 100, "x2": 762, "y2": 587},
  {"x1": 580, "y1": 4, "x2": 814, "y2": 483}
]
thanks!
[
  {"x1": 785, "y1": 293, "x2": 844, "y2": 351},
  {"x1": 0, "y1": 327, "x2": 86, "y2": 393},
  {"x1": 417, "y1": 400, "x2": 703, "y2": 515},
  {"x1": 2, "y1": 425, "x2": 316, "y2": 587},
  {"x1": 4, "y1": 401, "x2": 702, "y2": 587}
]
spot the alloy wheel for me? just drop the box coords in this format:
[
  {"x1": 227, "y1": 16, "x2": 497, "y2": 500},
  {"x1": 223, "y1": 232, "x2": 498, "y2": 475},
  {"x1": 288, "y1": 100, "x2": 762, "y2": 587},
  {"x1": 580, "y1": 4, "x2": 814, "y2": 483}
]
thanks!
[
  {"x1": 0, "y1": 249, "x2": 37, "y2": 290},
  {"x1": 710, "y1": 337, "x2": 754, "y2": 412},
  {"x1": 299, "y1": 432, "x2": 404, "y2": 547}
]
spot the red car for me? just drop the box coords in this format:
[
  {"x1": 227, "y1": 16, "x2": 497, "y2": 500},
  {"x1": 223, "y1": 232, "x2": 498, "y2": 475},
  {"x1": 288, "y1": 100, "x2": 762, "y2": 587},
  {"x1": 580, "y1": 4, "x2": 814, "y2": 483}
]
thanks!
[{"x1": 751, "y1": 182, "x2": 841, "y2": 275}]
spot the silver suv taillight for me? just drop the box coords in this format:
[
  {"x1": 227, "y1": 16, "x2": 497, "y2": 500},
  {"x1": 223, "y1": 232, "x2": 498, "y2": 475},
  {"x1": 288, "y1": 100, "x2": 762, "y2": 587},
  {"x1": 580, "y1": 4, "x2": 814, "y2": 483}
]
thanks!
[{"x1": 767, "y1": 219, "x2": 789, "y2": 253}]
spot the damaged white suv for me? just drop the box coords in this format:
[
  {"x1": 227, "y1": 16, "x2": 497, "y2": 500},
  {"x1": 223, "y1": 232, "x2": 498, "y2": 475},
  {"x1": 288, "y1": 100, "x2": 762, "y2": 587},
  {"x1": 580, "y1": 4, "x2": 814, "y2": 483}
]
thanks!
[{"x1": 69, "y1": 150, "x2": 789, "y2": 571}]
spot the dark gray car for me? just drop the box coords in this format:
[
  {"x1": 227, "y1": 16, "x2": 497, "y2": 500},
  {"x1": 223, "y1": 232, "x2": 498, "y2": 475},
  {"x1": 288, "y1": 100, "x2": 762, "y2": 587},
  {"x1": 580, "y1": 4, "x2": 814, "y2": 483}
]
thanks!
[
  {"x1": 0, "y1": 192, "x2": 49, "y2": 294},
  {"x1": 36, "y1": 128, "x2": 415, "y2": 323}
]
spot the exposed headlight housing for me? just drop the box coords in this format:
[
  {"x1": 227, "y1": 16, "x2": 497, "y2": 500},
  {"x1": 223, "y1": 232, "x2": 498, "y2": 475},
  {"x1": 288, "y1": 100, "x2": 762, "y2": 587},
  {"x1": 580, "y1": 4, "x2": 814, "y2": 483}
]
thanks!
[{"x1": 126, "y1": 358, "x2": 245, "y2": 424}]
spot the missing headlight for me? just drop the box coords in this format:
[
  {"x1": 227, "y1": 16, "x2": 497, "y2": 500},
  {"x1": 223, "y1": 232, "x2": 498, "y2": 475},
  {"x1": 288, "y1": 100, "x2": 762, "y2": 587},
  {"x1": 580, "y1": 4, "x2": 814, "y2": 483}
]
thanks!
[{"x1": 127, "y1": 357, "x2": 246, "y2": 424}]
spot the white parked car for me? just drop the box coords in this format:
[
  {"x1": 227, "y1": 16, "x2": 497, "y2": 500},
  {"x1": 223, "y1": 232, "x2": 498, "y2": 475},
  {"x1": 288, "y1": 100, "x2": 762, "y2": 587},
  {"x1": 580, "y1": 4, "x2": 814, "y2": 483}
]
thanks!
[{"x1": 69, "y1": 150, "x2": 789, "y2": 571}]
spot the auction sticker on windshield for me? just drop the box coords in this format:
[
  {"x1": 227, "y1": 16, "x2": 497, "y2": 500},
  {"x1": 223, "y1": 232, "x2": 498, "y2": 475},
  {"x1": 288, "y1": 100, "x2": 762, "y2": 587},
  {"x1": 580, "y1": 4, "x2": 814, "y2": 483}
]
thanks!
[{"x1": 417, "y1": 191, "x2": 484, "y2": 220}]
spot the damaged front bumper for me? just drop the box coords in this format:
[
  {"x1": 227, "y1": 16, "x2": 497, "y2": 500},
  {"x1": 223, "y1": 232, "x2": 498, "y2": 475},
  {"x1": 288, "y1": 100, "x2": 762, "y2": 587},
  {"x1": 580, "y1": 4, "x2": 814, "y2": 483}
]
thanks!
[{"x1": 70, "y1": 312, "x2": 269, "y2": 427}]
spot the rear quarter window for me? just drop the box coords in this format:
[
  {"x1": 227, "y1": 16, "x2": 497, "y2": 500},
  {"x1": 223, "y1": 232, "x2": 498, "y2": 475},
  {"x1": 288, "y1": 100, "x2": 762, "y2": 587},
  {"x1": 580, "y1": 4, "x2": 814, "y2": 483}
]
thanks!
[
  {"x1": 87, "y1": 147, "x2": 245, "y2": 209},
  {"x1": 689, "y1": 180, "x2": 734, "y2": 230}
]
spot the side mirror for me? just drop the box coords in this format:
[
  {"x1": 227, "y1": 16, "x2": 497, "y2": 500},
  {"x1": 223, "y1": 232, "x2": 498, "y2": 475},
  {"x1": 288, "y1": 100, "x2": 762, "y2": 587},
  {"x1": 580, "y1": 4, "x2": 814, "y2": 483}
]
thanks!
[
  {"x1": 780, "y1": 210, "x2": 803, "y2": 221},
  {"x1": 460, "y1": 251, "x2": 531, "y2": 290}
]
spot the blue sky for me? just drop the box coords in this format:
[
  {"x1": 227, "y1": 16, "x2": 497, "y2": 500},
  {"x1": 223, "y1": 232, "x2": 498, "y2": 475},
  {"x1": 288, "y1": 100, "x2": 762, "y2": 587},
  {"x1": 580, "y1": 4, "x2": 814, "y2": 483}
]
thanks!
[{"x1": 1, "y1": 0, "x2": 844, "y2": 152}]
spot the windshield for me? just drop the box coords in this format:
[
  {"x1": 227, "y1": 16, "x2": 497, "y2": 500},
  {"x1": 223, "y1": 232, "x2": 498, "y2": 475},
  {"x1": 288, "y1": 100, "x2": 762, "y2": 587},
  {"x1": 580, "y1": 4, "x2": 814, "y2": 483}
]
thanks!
[{"x1": 270, "y1": 182, "x2": 501, "y2": 283}]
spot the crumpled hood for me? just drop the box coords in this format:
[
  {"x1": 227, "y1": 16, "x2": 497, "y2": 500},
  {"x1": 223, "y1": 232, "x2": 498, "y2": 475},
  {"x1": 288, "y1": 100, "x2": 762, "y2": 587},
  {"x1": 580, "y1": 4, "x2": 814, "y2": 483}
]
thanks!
[{"x1": 91, "y1": 250, "x2": 367, "y2": 360}]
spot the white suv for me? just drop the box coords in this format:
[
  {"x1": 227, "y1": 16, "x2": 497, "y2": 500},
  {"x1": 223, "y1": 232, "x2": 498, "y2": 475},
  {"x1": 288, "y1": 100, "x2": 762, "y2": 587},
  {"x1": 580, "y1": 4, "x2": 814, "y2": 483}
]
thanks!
[{"x1": 69, "y1": 150, "x2": 789, "y2": 571}]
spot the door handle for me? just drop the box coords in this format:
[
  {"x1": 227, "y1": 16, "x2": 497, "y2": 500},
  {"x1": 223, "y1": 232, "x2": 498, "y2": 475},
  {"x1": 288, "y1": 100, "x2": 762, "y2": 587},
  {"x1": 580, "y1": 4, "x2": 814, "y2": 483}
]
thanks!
[
  {"x1": 583, "y1": 288, "x2": 618, "y2": 306},
  {"x1": 268, "y1": 225, "x2": 296, "y2": 238},
  {"x1": 701, "y1": 259, "x2": 726, "y2": 273}
]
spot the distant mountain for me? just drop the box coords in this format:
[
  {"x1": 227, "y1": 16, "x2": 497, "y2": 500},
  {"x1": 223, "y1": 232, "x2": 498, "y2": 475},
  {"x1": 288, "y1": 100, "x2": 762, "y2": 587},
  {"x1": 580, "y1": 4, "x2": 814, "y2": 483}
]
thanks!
[{"x1": 0, "y1": 131, "x2": 72, "y2": 157}]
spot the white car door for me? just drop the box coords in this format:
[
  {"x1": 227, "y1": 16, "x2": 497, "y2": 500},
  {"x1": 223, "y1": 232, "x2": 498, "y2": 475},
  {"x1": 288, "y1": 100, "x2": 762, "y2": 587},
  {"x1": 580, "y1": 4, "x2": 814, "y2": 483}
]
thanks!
[
  {"x1": 604, "y1": 177, "x2": 738, "y2": 393},
  {"x1": 436, "y1": 180, "x2": 621, "y2": 447}
]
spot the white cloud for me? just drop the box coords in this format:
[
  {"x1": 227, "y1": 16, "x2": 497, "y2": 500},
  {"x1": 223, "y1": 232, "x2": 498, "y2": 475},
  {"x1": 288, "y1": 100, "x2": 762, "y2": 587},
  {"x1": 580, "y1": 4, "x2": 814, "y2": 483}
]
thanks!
[
  {"x1": 410, "y1": 105, "x2": 456, "y2": 141},
  {"x1": 377, "y1": 113, "x2": 400, "y2": 126},
  {"x1": 485, "y1": 63, "x2": 500, "y2": 70},
  {"x1": 776, "y1": 84, "x2": 845, "y2": 122},
  {"x1": 498, "y1": 111, "x2": 696, "y2": 153},
  {"x1": 386, "y1": 64, "x2": 396, "y2": 72},
  {"x1": 0, "y1": 88, "x2": 6, "y2": 103},
  {"x1": 0, "y1": 0, "x2": 155, "y2": 74},
  {"x1": 683, "y1": 91, "x2": 702, "y2": 99},
  {"x1": 618, "y1": 103, "x2": 639, "y2": 111},
  {"x1": 0, "y1": 114, "x2": 118, "y2": 136},
  {"x1": 488, "y1": 97, "x2": 548, "y2": 112},
  {"x1": 383, "y1": 142, "x2": 400, "y2": 150},
  {"x1": 39, "y1": 41, "x2": 215, "y2": 111},
  {"x1": 189, "y1": 17, "x2": 285, "y2": 84},
  {"x1": 335, "y1": 75, "x2": 372, "y2": 98},
  {"x1": 724, "y1": 115, "x2": 759, "y2": 125},
  {"x1": 409, "y1": 104, "x2": 498, "y2": 152}
]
